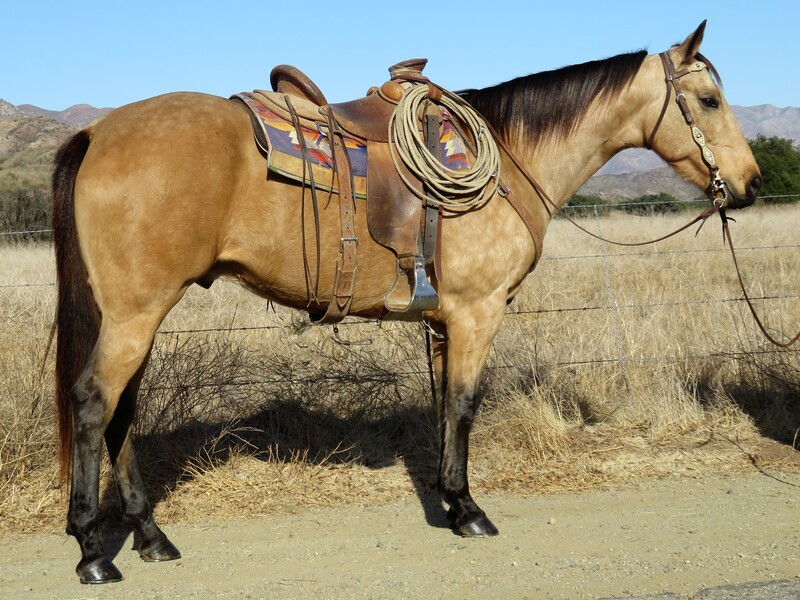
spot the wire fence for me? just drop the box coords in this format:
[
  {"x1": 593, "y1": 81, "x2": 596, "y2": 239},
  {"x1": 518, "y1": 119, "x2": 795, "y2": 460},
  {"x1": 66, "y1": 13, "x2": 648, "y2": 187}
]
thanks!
[{"x1": 2, "y1": 198, "x2": 799, "y2": 381}]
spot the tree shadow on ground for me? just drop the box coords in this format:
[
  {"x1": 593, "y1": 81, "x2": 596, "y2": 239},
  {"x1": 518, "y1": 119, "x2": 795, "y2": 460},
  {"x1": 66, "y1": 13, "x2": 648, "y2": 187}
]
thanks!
[
  {"x1": 694, "y1": 354, "x2": 800, "y2": 448},
  {"x1": 724, "y1": 379, "x2": 800, "y2": 446}
]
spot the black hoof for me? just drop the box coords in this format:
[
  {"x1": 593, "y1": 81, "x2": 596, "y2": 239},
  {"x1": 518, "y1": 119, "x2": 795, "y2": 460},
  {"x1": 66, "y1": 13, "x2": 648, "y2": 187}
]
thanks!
[
  {"x1": 456, "y1": 513, "x2": 500, "y2": 537},
  {"x1": 77, "y1": 557, "x2": 123, "y2": 584},
  {"x1": 139, "y1": 536, "x2": 181, "y2": 562}
]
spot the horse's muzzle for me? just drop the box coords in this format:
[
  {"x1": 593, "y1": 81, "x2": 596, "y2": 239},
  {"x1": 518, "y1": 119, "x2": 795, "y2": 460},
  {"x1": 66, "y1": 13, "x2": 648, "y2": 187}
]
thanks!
[{"x1": 724, "y1": 175, "x2": 761, "y2": 209}]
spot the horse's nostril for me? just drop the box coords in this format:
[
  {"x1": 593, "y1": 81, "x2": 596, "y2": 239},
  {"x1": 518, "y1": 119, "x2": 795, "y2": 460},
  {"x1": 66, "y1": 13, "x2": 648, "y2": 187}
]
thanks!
[{"x1": 748, "y1": 175, "x2": 762, "y2": 198}]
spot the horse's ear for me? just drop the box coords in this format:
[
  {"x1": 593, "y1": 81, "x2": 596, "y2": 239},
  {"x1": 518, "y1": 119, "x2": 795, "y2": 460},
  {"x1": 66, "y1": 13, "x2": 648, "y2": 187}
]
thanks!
[{"x1": 675, "y1": 20, "x2": 707, "y2": 66}]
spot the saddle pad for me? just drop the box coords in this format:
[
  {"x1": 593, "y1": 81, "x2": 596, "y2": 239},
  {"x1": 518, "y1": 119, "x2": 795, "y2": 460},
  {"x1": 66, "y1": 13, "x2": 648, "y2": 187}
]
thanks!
[
  {"x1": 235, "y1": 92, "x2": 368, "y2": 197},
  {"x1": 234, "y1": 92, "x2": 471, "y2": 199}
]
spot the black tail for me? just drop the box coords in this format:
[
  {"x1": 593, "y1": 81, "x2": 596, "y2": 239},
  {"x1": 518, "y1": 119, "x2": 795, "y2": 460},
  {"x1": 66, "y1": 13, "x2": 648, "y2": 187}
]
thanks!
[{"x1": 52, "y1": 130, "x2": 100, "y2": 483}]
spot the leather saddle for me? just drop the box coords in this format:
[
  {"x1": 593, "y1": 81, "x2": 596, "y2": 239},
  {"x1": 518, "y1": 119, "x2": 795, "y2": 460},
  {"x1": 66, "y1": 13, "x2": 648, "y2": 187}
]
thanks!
[
  {"x1": 269, "y1": 59, "x2": 427, "y2": 143},
  {"x1": 238, "y1": 59, "x2": 447, "y2": 321}
]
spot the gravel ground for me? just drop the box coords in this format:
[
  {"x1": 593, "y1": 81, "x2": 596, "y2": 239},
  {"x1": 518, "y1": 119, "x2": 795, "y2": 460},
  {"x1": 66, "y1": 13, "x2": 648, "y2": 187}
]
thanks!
[{"x1": 2, "y1": 472, "x2": 798, "y2": 599}]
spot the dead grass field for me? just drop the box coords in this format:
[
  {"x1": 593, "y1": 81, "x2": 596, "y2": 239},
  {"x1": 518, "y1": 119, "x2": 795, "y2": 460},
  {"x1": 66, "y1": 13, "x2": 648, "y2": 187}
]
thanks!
[{"x1": 1, "y1": 203, "x2": 799, "y2": 534}]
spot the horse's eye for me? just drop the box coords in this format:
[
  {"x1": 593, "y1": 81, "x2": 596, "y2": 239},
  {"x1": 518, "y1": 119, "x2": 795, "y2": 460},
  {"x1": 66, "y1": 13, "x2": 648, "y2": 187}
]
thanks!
[{"x1": 700, "y1": 96, "x2": 720, "y2": 109}]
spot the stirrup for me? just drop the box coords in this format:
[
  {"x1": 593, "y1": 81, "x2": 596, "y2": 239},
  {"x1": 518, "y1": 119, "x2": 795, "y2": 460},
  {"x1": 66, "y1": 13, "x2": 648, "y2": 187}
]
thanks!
[{"x1": 384, "y1": 255, "x2": 439, "y2": 315}]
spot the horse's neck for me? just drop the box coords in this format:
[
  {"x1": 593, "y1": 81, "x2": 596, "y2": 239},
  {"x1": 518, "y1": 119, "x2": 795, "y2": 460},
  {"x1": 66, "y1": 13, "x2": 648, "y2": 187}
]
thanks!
[
  {"x1": 522, "y1": 66, "x2": 656, "y2": 210},
  {"x1": 528, "y1": 132, "x2": 616, "y2": 206}
]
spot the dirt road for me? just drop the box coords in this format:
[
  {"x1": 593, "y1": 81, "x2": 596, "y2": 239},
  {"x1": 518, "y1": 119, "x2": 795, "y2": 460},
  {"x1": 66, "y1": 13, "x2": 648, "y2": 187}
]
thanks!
[{"x1": 2, "y1": 471, "x2": 798, "y2": 599}]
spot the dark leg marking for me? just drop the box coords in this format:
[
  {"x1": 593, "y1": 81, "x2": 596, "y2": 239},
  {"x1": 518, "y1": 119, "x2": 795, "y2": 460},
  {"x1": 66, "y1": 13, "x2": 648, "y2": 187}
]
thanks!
[
  {"x1": 106, "y1": 367, "x2": 181, "y2": 563},
  {"x1": 67, "y1": 375, "x2": 123, "y2": 584},
  {"x1": 437, "y1": 381, "x2": 498, "y2": 537}
]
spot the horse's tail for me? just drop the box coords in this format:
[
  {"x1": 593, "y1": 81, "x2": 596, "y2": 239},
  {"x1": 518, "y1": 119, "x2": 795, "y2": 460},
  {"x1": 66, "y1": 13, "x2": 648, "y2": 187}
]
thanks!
[{"x1": 52, "y1": 129, "x2": 99, "y2": 483}]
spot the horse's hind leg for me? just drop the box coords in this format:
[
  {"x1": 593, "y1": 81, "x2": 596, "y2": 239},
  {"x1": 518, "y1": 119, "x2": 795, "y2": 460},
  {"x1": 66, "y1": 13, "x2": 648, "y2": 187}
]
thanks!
[
  {"x1": 105, "y1": 356, "x2": 180, "y2": 563},
  {"x1": 67, "y1": 313, "x2": 166, "y2": 584}
]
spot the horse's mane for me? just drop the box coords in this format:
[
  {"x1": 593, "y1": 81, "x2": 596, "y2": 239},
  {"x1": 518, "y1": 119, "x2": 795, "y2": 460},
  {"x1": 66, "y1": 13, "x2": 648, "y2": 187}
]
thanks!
[{"x1": 460, "y1": 50, "x2": 648, "y2": 144}]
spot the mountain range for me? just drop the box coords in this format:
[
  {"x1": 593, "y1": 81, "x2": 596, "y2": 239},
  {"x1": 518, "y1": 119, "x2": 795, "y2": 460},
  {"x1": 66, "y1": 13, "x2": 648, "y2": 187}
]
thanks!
[
  {"x1": 1, "y1": 99, "x2": 798, "y2": 199},
  {"x1": 0, "y1": 99, "x2": 111, "y2": 128}
]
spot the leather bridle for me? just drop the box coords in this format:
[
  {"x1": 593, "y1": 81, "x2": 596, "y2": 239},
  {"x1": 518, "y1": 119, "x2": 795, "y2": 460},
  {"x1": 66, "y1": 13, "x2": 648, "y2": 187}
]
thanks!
[
  {"x1": 643, "y1": 51, "x2": 799, "y2": 347},
  {"x1": 646, "y1": 51, "x2": 731, "y2": 208}
]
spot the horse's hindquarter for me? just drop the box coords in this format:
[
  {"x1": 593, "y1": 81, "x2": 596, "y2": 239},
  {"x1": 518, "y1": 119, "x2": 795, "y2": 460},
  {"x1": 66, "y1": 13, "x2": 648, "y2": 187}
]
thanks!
[{"x1": 75, "y1": 93, "x2": 251, "y2": 316}]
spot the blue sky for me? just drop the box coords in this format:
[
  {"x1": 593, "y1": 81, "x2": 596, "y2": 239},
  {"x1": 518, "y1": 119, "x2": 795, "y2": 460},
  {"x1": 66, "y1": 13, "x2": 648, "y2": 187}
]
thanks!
[{"x1": 3, "y1": 1, "x2": 798, "y2": 110}]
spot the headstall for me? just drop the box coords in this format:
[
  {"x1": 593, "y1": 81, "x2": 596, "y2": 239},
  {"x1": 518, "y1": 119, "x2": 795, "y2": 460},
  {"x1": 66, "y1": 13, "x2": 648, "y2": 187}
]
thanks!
[{"x1": 646, "y1": 51, "x2": 730, "y2": 208}]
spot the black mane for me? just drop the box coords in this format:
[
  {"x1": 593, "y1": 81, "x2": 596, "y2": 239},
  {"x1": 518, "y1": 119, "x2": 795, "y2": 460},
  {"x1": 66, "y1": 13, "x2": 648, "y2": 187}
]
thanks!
[{"x1": 461, "y1": 50, "x2": 648, "y2": 144}]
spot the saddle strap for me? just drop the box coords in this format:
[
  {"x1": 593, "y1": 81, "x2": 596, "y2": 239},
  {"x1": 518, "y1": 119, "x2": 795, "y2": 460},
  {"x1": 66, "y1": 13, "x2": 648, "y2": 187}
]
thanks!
[
  {"x1": 423, "y1": 103, "x2": 442, "y2": 279},
  {"x1": 500, "y1": 183, "x2": 543, "y2": 270},
  {"x1": 318, "y1": 111, "x2": 358, "y2": 324},
  {"x1": 285, "y1": 95, "x2": 322, "y2": 303}
]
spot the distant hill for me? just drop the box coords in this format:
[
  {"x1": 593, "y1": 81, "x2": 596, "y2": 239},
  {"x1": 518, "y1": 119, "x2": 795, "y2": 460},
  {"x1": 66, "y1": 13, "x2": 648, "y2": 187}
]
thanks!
[
  {"x1": 0, "y1": 100, "x2": 112, "y2": 190},
  {"x1": 0, "y1": 99, "x2": 23, "y2": 121},
  {"x1": 0, "y1": 116, "x2": 76, "y2": 190},
  {"x1": 15, "y1": 103, "x2": 110, "y2": 128},
  {"x1": 733, "y1": 105, "x2": 800, "y2": 141},
  {"x1": 0, "y1": 99, "x2": 798, "y2": 200},
  {"x1": 0, "y1": 99, "x2": 110, "y2": 128},
  {"x1": 596, "y1": 105, "x2": 800, "y2": 177},
  {"x1": 578, "y1": 167, "x2": 702, "y2": 201}
]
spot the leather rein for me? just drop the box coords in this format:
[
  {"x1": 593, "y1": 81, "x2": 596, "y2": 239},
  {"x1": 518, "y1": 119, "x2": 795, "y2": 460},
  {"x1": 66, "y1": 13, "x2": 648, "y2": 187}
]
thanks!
[{"x1": 493, "y1": 50, "x2": 800, "y2": 348}]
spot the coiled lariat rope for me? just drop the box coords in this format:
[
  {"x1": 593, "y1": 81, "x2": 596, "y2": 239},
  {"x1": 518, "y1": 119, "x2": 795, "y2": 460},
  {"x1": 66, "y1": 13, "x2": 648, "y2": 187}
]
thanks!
[{"x1": 388, "y1": 84, "x2": 500, "y2": 212}]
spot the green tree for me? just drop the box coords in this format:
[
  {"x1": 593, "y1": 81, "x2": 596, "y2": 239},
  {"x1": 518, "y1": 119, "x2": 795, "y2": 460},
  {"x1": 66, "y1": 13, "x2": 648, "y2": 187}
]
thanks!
[
  {"x1": 0, "y1": 187, "x2": 51, "y2": 241},
  {"x1": 562, "y1": 194, "x2": 608, "y2": 218},
  {"x1": 748, "y1": 135, "x2": 800, "y2": 203},
  {"x1": 617, "y1": 192, "x2": 687, "y2": 215}
]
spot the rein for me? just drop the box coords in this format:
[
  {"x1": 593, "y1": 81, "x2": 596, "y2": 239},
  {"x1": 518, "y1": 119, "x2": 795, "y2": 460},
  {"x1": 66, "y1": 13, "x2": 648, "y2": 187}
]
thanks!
[
  {"x1": 490, "y1": 124, "x2": 723, "y2": 249},
  {"x1": 720, "y1": 210, "x2": 800, "y2": 347}
]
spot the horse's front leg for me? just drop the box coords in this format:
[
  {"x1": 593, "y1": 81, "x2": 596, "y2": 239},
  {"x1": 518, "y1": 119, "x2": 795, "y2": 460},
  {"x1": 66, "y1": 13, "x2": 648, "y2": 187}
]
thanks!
[{"x1": 435, "y1": 303, "x2": 505, "y2": 537}]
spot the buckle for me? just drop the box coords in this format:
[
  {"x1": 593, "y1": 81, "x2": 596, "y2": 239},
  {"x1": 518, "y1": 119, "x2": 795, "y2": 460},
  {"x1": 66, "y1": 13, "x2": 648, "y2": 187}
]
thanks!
[
  {"x1": 709, "y1": 174, "x2": 730, "y2": 208},
  {"x1": 340, "y1": 236, "x2": 359, "y2": 252}
]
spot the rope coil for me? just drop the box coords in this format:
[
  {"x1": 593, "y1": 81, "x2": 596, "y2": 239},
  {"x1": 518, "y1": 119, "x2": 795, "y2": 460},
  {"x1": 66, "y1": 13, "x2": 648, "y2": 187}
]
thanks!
[{"x1": 388, "y1": 84, "x2": 500, "y2": 212}]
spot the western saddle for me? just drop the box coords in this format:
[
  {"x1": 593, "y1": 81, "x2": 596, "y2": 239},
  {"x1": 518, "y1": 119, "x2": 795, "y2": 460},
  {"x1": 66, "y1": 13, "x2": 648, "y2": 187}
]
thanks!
[{"x1": 236, "y1": 59, "x2": 454, "y2": 323}]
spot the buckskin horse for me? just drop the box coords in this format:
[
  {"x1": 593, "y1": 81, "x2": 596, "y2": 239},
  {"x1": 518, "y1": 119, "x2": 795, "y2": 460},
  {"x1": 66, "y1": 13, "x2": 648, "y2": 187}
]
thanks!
[{"x1": 52, "y1": 22, "x2": 760, "y2": 583}]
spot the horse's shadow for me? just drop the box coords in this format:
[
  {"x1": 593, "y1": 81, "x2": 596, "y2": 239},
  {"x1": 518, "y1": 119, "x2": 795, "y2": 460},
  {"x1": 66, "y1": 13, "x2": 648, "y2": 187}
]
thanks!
[{"x1": 98, "y1": 397, "x2": 452, "y2": 559}]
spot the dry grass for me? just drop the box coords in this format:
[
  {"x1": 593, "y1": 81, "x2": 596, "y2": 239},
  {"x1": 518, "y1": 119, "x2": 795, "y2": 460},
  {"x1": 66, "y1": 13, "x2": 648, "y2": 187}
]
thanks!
[{"x1": 1, "y1": 204, "x2": 799, "y2": 534}]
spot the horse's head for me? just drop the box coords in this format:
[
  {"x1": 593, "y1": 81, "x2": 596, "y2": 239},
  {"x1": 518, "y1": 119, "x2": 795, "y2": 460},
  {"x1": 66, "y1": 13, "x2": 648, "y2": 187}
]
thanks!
[{"x1": 644, "y1": 21, "x2": 761, "y2": 209}]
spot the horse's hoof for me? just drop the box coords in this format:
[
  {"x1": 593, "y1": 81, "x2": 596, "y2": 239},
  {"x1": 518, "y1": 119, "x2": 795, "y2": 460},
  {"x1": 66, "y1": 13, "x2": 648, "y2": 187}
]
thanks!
[
  {"x1": 77, "y1": 557, "x2": 123, "y2": 584},
  {"x1": 458, "y1": 514, "x2": 500, "y2": 537},
  {"x1": 139, "y1": 536, "x2": 181, "y2": 562}
]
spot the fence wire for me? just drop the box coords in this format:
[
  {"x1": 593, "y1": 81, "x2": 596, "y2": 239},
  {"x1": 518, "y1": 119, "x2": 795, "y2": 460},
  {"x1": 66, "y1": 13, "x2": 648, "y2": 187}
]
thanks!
[{"x1": 3, "y1": 200, "x2": 799, "y2": 377}]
